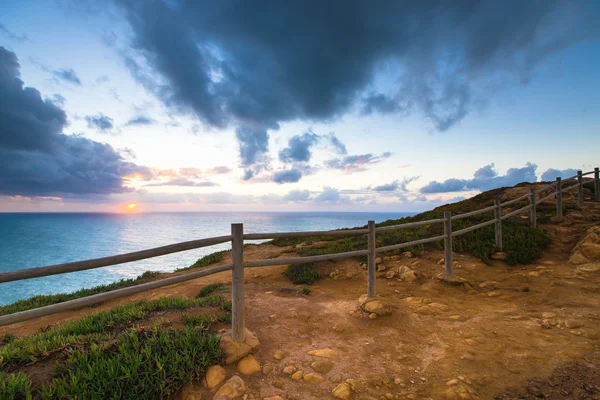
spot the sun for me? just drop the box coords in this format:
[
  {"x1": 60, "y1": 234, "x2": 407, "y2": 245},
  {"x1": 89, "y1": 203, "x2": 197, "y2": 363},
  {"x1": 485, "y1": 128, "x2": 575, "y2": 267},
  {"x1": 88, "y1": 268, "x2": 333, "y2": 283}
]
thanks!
[{"x1": 124, "y1": 203, "x2": 139, "y2": 213}]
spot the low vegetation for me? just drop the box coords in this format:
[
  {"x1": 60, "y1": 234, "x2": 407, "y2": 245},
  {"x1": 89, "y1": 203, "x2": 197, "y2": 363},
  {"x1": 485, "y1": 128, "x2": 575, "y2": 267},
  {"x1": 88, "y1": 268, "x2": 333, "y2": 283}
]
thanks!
[
  {"x1": 177, "y1": 251, "x2": 225, "y2": 272},
  {"x1": 197, "y1": 283, "x2": 228, "y2": 298},
  {"x1": 283, "y1": 263, "x2": 321, "y2": 285},
  {"x1": 0, "y1": 295, "x2": 230, "y2": 399},
  {"x1": 0, "y1": 270, "x2": 161, "y2": 317}
]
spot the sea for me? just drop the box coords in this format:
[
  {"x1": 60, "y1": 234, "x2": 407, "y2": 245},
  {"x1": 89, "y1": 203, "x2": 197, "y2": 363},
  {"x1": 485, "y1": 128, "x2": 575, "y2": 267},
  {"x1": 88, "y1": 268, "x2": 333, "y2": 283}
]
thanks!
[{"x1": 0, "y1": 212, "x2": 411, "y2": 305}]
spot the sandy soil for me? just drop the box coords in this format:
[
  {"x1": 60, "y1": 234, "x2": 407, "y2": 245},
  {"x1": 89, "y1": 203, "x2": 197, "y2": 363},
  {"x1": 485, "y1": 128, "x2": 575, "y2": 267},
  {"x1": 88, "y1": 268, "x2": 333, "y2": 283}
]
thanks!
[{"x1": 2, "y1": 199, "x2": 600, "y2": 400}]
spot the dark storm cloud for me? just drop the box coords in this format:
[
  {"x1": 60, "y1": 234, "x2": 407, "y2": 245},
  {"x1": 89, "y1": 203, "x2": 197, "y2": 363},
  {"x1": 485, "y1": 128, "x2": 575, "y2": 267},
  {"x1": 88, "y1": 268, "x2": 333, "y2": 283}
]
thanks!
[
  {"x1": 540, "y1": 168, "x2": 578, "y2": 182},
  {"x1": 272, "y1": 168, "x2": 303, "y2": 184},
  {"x1": 420, "y1": 163, "x2": 538, "y2": 193},
  {"x1": 53, "y1": 68, "x2": 82, "y2": 86},
  {"x1": 0, "y1": 46, "x2": 152, "y2": 196},
  {"x1": 85, "y1": 113, "x2": 114, "y2": 132},
  {"x1": 124, "y1": 115, "x2": 155, "y2": 126},
  {"x1": 325, "y1": 152, "x2": 392, "y2": 173},
  {"x1": 235, "y1": 126, "x2": 269, "y2": 180},
  {"x1": 114, "y1": 0, "x2": 599, "y2": 172}
]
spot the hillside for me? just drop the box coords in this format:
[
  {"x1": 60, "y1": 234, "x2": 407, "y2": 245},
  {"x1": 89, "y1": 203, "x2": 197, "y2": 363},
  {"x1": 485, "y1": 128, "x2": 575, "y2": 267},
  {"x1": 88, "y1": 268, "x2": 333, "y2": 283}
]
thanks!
[{"x1": 1, "y1": 181, "x2": 599, "y2": 399}]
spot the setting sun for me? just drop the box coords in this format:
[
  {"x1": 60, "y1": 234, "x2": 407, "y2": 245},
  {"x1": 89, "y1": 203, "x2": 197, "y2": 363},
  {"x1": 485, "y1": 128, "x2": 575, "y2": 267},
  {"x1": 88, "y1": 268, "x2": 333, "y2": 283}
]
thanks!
[
  {"x1": 127, "y1": 203, "x2": 137, "y2": 209},
  {"x1": 122, "y1": 203, "x2": 139, "y2": 213}
]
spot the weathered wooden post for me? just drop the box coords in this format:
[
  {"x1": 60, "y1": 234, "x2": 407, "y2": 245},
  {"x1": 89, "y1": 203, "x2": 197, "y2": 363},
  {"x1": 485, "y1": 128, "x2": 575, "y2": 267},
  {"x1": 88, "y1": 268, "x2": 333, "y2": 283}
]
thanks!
[
  {"x1": 595, "y1": 167, "x2": 600, "y2": 201},
  {"x1": 529, "y1": 187, "x2": 537, "y2": 229},
  {"x1": 577, "y1": 170, "x2": 583, "y2": 208},
  {"x1": 231, "y1": 223, "x2": 245, "y2": 342},
  {"x1": 443, "y1": 212, "x2": 453, "y2": 276},
  {"x1": 367, "y1": 220, "x2": 376, "y2": 298},
  {"x1": 494, "y1": 199, "x2": 502, "y2": 252},
  {"x1": 556, "y1": 177, "x2": 563, "y2": 218}
]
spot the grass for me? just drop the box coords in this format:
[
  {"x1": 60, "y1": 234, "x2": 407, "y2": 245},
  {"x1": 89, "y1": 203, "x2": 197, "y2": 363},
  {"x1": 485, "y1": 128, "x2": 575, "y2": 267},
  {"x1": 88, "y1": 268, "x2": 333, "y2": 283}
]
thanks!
[
  {"x1": 0, "y1": 271, "x2": 161, "y2": 317},
  {"x1": 299, "y1": 287, "x2": 311, "y2": 295},
  {"x1": 177, "y1": 251, "x2": 225, "y2": 272},
  {"x1": 0, "y1": 296, "x2": 229, "y2": 400},
  {"x1": 197, "y1": 283, "x2": 227, "y2": 298},
  {"x1": 283, "y1": 263, "x2": 321, "y2": 285}
]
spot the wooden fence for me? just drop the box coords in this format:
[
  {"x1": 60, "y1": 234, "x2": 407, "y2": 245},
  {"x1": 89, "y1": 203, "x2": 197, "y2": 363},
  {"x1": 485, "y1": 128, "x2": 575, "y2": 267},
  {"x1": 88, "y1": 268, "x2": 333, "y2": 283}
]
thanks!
[{"x1": 0, "y1": 168, "x2": 598, "y2": 342}]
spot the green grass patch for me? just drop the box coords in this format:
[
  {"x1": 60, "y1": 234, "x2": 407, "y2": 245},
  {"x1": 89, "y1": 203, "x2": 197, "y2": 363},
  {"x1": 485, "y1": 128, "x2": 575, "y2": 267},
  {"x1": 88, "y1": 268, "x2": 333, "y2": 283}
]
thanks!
[
  {"x1": 38, "y1": 326, "x2": 223, "y2": 400},
  {"x1": 177, "y1": 251, "x2": 225, "y2": 272},
  {"x1": 299, "y1": 287, "x2": 311, "y2": 295},
  {"x1": 0, "y1": 371, "x2": 32, "y2": 400},
  {"x1": 197, "y1": 283, "x2": 227, "y2": 298},
  {"x1": 0, "y1": 271, "x2": 161, "y2": 317},
  {"x1": 283, "y1": 263, "x2": 321, "y2": 285}
]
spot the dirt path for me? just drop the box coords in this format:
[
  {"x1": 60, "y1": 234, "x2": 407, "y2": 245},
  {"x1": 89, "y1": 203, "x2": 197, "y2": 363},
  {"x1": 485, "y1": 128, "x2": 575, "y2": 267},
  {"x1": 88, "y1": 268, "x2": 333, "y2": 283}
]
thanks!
[{"x1": 2, "y1": 201, "x2": 600, "y2": 400}]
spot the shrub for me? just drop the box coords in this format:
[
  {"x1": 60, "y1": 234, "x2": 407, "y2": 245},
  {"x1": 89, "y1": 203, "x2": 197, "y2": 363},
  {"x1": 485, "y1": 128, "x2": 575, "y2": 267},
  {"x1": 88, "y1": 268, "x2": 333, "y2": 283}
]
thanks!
[
  {"x1": 177, "y1": 251, "x2": 225, "y2": 271},
  {"x1": 283, "y1": 263, "x2": 321, "y2": 285},
  {"x1": 197, "y1": 283, "x2": 227, "y2": 298},
  {"x1": 299, "y1": 287, "x2": 311, "y2": 295},
  {"x1": 0, "y1": 372, "x2": 32, "y2": 400}
]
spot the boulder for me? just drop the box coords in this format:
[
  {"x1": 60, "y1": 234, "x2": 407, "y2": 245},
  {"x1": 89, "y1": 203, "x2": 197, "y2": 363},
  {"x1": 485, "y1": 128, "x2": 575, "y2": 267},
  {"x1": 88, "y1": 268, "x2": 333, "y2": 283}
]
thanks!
[
  {"x1": 581, "y1": 243, "x2": 600, "y2": 259},
  {"x1": 203, "y1": 365, "x2": 227, "y2": 389},
  {"x1": 219, "y1": 329, "x2": 260, "y2": 364},
  {"x1": 358, "y1": 295, "x2": 393, "y2": 316},
  {"x1": 213, "y1": 375, "x2": 246, "y2": 400},
  {"x1": 332, "y1": 382, "x2": 352, "y2": 400},
  {"x1": 237, "y1": 355, "x2": 261, "y2": 375}
]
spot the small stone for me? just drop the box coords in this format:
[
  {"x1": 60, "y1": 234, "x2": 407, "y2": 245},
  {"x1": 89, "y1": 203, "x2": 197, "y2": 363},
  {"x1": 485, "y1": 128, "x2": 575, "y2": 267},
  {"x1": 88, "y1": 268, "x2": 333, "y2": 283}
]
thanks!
[
  {"x1": 307, "y1": 348, "x2": 338, "y2": 360},
  {"x1": 213, "y1": 375, "x2": 246, "y2": 400},
  {"x1": 282, "y1": 365, "x2": 296, "y2": 375},
  {"x1": 263, "y1": 397, "x2": 285, "y2": 400},
  {"x1": 403, "y1": 251, "x2": 413, "y2": 258},
  {"x1": 401, "y1": 270, "x2": 418, "y2": 282},
  {"x1": 438, "y1": 258, "x2": 445, "y2": 265},
  {"x1": 332, "y1": 382, "x2": 352, "y2": 400},
  {"x1": 269, "y1": 314, "x2": 277, "y2": 319},
  {"x1": 272, "y1": 380, "x2": 284, "y2": 389},
  {"x1": 377, "y1": 264, "x2": 386, "y2": 272},
  {"x1": 332, "y1": 324, "x2": 345, "y2": 332},
  {"x1": 449, "y1": 315, "x2": 461, "y2": 321},
  {"x1": 237, "y1": 355, "x2": 261, "y2": 375},
  {"x1": 565, "y1": 320, "x2": 584, "y2": 329},
  {"x1": 330, "y1": 374, "x2": 343, "y2": 383},
  {"x1": 528, "y1": 271, "x2": 541, "y2": 277},
  {"x1": 291, "y1": 370, "x2": 304, "y2": 381},
  {"x1": 487, "y1": 291, "x2": 501, "y2": 297},
  {"x1": 385, "y1": 393, "x2": 394, "y2": 400},
  {"x1": 262, "y1": 365, "x2": 273, "y2": 375},
  {"x1": 375, "y1": 257, "x2": 382, "y2": 264},
  {"x1": 303, "y1": 373, "x2": 325, "y2": 384},
  {"x1": 311, "y1": 360, "x2": 334, "y2": 374},
  {"x1": 386, "y1": 270, "x2": 396, "y2": 279},
  {"x1": 446, "y1": 379, "x2": 458, "y2": 386},
  {"x1": 204, "y1": 365, "x2": 227, "y2": 389},
  {"x1": 369, "y1": 313, "x2": 377, "y2": 320},
  {"x1": 384, "y1": 256, "x2": 391, "y2": 261},
  {"x1": 273, "y1": 350, "x2": 285, "y2": 360},
  {"x1": 542, "y1": 312, "x2": 556, "y2": 319}
]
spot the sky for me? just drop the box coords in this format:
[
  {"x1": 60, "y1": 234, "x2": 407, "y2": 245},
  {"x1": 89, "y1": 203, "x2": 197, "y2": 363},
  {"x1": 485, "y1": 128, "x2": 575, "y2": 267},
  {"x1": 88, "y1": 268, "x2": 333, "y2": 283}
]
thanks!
[{"x1": 1, "y1": 0, "x2": 599, "y2": 213}]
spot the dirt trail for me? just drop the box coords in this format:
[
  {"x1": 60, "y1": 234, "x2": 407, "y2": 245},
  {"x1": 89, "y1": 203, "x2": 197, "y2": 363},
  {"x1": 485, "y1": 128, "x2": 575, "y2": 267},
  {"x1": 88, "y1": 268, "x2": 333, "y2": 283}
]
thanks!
[{"x1": 2, "y1": 201, "x2": 600, "y2": 400}]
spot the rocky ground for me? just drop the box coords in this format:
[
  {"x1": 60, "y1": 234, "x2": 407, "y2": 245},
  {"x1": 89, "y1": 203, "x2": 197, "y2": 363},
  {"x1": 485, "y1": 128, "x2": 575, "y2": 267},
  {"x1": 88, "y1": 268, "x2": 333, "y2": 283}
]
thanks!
[{"x1": 2, "y1": 197, "x2": 600, "y2": 400}]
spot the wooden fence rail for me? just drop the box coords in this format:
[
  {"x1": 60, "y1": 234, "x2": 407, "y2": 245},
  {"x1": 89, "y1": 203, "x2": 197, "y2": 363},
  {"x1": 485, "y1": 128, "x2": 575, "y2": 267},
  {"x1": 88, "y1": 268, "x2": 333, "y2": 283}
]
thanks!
[{"x1": 1, "y1": 168, "x2": 599, "y2": 338}]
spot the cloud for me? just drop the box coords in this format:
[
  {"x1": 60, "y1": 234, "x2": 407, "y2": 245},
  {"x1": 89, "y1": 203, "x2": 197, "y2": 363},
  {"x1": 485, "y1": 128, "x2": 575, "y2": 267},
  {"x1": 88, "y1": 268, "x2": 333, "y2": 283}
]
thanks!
[
  {"x1": 205, "y1": 166, "x2": 232, "y2": 175},
  {"x1": 50, "y1": 94, "x2": 66, "y2": 106},
  {"x1": 0, "y1": 24, "x2": 29, "y2": 42},
  {"x1": 0, "y1": 46, "x2": 151, "y2": 197},
  {"x1": 283, "y1": 189, "x2": 311, "y2": 202},
  {"x1": 540, "y1": 168, "x2": 578, "y2": 182},
  {"x1": 236, "y1": 126, "x2": 269, "y2": 180},
  {"x1": 272, "y1": 168, "x2": 303, "y2": 184},
  {"x1": 279, "y1": 131, "x2": 320, "y2": 163},
  {"x1": 124, "y1": 115, "x2": 155, "y2": 126},
  {"x1": 372, "y1": 176, "x2": 419, "y2": 192},
  {"x1": 53, "y1": 68, "x2": 82, "y2": 86},
  {"x1": 85, "y1": 113, "x2": 114, "y2": 132},
  {"x1": 325, "y1": 152, "x2": 392, "y2": 173},
  {"x1": 327, "y1": 133, "x2": 347, "y2": 155},
  {"x1": 177, "y1": 167, "x2": 203, "y2": 178},
  {"x1": 96, "y1": 75, "x2": 109, "y2": 84},
  {"x1": 112, "y1": 0, "x2": 598, "y2": 165},
  {"x1": 144, "y1": 178, "x2": 218, "y2": 187},
  {"x1": 420, "y1": 162, "x2": 538, "y2": 193}
]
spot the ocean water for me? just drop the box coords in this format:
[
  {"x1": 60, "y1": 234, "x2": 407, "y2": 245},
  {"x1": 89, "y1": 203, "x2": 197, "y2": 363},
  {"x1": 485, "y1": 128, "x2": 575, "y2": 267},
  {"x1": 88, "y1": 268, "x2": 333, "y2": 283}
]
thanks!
[{"x1": 0, "y1": 212, "x2": 411, "y2": 304}]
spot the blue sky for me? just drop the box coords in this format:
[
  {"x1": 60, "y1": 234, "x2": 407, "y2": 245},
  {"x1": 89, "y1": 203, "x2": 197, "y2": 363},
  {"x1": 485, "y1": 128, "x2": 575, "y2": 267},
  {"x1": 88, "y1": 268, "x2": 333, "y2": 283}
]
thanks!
[{"x1": 1, "y1": 1, "x2": 599, "y2": 212}]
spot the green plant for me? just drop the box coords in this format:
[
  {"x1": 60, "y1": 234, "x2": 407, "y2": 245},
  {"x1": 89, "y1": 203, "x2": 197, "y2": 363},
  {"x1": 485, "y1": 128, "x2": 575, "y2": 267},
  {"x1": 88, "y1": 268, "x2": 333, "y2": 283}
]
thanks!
[
  {"x1": 177, "y1": 251, "x2": 225, "y2": 271},
  {"x1": 299, "y1": 287, "x2": 311, "y2": 295},
  {"x1": 197, "y1": 283, "x2": 227, "y2": 298},
  {"x1": 0, "y1": 271, "x2": 161, "y2": 316},
  {"x1": 0, "y1": 372, "x2": 32, "y2": 400},
  {"x1": 283, "y1": 263, "x2": 321, "y2": 285},
  {"x1": 1, "y1": 333, "x2": 16, "y2": 345}
]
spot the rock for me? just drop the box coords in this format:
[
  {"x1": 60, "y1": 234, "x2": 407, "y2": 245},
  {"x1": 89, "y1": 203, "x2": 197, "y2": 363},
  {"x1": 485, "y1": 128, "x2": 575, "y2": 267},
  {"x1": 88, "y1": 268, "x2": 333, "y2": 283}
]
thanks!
[
  {"x1": 565, "y1": 320, "x2": 584, "y2": 329},
  {"x1": 386, "y1": 270, "x2": 396, "y2": 279},
  {"x1": 311, "y1": 360, "x2": 334, "y2": 374},
  {"x1": 263, "y1": 397, "x2": 285, "y2": 400},
  {"x1": 542, "y1": 312, "x2": 556, "y2": 319},
  {"x1": 384, "y1": 256, "x2": 391, "y2": 261},
  {"x1": 391, "y1": 255, "x2": 400, "y2": 261},
  {"x1": 369, "y1": 313, "x2": 377, "y2": 320},
  {"x1": 303, "y1": 373, "x2": 325, "y2": 384},
  {"x1": 448, "y1": 315, "x2": 462, "y2": 321},
  {"x1": 487, "y1": 291, "x2": 501, "y2": 297},
  {"x1": 219, "y1": 336, "x2": 253, "y2": 364},
  {"x1": 291, "y1": 370, "x2": 304, "y2": 381},
  {"x1": 361, "y1": 263, "x2": 368, "y2": 270},
  {"x1": 262, "y1": 365, "x2": 273, "y2": 375},
  {"x1": 402, "y1": 251, "x2": 413, "y2": 258},
  {"x1": 273, "y1": 350, "x2": 285, "y2": 360},
  {"x1": 490, "y1": 252, "x2": 507, "y2": 260},
  {"x1": 479, "y1": 281, "x2": 497, "y2": 289},
  {"x1": 271, "y1": 380, "x2": 284, "y2": 389},
  {"x1": 204, "y1": 365, "x2": 227, "y2": 389},
  {"x1": 438, "y1": 258, "x2": 445, "y2": 265},
  {"x1": 213, "y1": 375, "x2": 246, "y2": 400},
  {"x1": 377, "y1": 264, "x2": 386, "y2": 272},
  {"x1": 332, "y1": 382, "x2": 352, "y2": 400},
  {"x1": 332, "y1": 324, "x2": 345, "y2": 332},
  {"x1": 401, "y1": 270, "x2": 418, "y2": 282},
  {"x1": 580, "y1": 243, "x2": 600, "y2": 259},
  {"x1": 345, "y1": 379, "x2": 360, "y2": 391},
  {"x1": 237, "y1": 355, "x2": 261, "y2": 375},
  {"x1": 282, "y1": 365, "x2": 296, "y2": 375},
  {"x1": 307, "y1": 348, "x2": 338, "y2": 360},
  {"x1": 579, "y1": 263, "x2": 600, "y2": 272},
  {"x1": 375, "y1": 257, "x2": 382, "y2": 264},
  {"x1": 446, "y1": 379, "x2": 458, "y2": 386},
  {"x1": 528, "y1": 271, "x2": 541, "y2": 277},
  {"x1": 541, "y1": 320, "x2": 551, "y2": 329},
  {"x1": 363, "y1": 300, "x2": 393, "y2": 316},
  {"x1": 569, "y1": 253, "x2": 589, "y2": 265}
]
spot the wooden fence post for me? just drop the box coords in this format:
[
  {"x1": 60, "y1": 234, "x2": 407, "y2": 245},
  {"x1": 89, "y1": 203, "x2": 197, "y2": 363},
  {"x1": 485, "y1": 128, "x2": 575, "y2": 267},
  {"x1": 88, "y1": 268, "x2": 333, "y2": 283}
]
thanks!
[
  {"x1": 577, "y1": 170, "x2": 583, "y2": 208},
  {"x1": 529, "y1": 187, "x2": 537, "y2": 229},
  {"x1": 367, "y1": 220, "x2": 376, "y2": 298},
  {"x1": 443, "y1": 212, "x2": 453, "y2": 276},
  {"x1": 596, "y1": 167, "x2": 600, "y2": 201},
  {"x1": 556, "y1": 177, "x2": 563, "y2": 218},
  {"x1": 231, "y1": 223, "x2": 245, "y2": 342},
  {"x1": 494, "y1": 199, "x2": 502, "y2": 252}
]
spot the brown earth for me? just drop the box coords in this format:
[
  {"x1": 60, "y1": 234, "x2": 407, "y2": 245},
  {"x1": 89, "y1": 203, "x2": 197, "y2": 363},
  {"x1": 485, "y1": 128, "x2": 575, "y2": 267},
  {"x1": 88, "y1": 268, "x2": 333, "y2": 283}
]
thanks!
[{"x1": 2, "y1": 198, "x2": 600, "y2": 400}]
